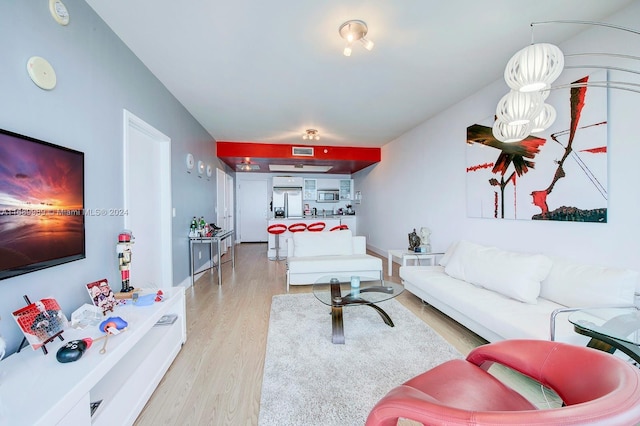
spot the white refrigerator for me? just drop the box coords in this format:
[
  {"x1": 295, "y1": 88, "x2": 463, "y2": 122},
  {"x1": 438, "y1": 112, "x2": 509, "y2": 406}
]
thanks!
[{"x1": 273, "y1": 187, "x2": 303, "y2": 218}]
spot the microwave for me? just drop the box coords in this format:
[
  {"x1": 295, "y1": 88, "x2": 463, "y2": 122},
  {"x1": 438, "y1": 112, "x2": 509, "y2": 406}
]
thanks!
[{"x1": 317, "y1": 189, "x2": 340, "y2": 202}]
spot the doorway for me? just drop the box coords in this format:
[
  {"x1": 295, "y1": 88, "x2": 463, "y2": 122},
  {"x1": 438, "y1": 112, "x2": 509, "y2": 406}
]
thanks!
[
  {"x1": 216, "y1": 168, "x2": 234, "y2": 253},
  {"x1": 238, "y1": 179, "x2": 268, "y2": 242},
  {"x1": 123, "y1": 110, "x2": 172, "y2": 288}
]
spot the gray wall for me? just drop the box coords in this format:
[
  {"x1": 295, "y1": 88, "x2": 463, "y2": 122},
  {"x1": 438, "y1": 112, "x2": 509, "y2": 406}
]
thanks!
[{"x1": 0, "y1": 0, "x2": 229, "y2": 354}]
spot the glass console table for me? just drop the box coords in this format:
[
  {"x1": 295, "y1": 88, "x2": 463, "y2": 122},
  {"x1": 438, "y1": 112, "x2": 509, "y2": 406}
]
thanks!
[{"x1": 189, "y1": 230, "x2": 235, "y2": 286}]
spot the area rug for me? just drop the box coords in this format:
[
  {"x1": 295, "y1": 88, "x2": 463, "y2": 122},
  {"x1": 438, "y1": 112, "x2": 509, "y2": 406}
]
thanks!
[{"x1": 258, "y1": 293, "x2": 463, "y2": 426}]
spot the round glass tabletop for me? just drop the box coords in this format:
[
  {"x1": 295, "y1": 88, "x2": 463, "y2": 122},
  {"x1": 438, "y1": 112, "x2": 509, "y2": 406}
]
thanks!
[{"x1": 312, "y1": 275, "x2": 404, "y2": 307}]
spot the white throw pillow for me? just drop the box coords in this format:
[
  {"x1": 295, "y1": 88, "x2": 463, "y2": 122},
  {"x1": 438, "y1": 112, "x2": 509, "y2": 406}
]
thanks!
[
  {"x1": 293, "y1": 229, "x2": 353, "y2": 257},
  {"x1": 540, "y1": 257, "x2": 638, "y2": 308},
  {"x1": 438, "y1": 241, "x2": 460, "y2": 267},
  {"x1": 445, "y1": 240, "x2": 552, "y2": 304}
]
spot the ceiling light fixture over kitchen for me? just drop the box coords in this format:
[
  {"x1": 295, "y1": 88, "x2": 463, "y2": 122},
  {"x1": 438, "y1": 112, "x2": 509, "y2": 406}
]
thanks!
[
  {"x1": 339, "y1": 19, "x2": 374, "y2": 57},
  {"x1": 236, "y1": 160, "x2": 259, "y2": 171},
  {"x1": 302, "y1": 129, "x2": 320, "y2": 141}
]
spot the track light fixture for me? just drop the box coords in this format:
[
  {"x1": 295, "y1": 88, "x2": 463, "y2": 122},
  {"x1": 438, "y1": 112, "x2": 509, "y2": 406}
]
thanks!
[
  {"x1": 339, "y1": 20, "x2": 374, "y2": 57},
  {"x1": 302, "y1": 129, "x2": 320, "y2": 141}
]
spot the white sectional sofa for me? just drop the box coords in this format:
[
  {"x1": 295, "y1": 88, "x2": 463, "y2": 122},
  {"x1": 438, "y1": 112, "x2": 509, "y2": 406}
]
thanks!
[
  {"x1": 400, "y1": 240, "x2": 639, "y2": 345},
  {"x1": 285, "y1": 230, "x2": 383, "y2": 291}
]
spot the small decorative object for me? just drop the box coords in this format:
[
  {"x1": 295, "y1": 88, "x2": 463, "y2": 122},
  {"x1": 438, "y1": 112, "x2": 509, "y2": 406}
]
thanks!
[
  {"x1": 99, "y1": 316, "x2": 128, "y2": 333},
  {"x1": 419, "y1": 227, "x2": 432, "y2": 253},
  {"x1": 71, "y1": 303, "x2": 102, "y2": 329},
  {"x1": 86, "y1": 279, "x2": 118, "y2": 315},
  {"x1": 154, "y1": 314, "x2": 178, "y2": 326},
  {"x1": 97, "y1": 317, "x2": 128, "y2": 355},
  {"x1": 408, "y1": 228, "x2": 421, "y2": 251},
  {"x1": 49, "y1": 0, "x2": 70, "y2": 26},
  {"x1": 12, "y1": 296, "x2": 67, "y2": 353},
  {"x1": 350, "y1": 276, "x2": 360, "y2": 296},
  {"x1": 186, "y1": 153, "x2": 195, "y2": 171},
  {"x1": 27, "y1": 56, "x2": 57, "y2": 90},
  {"x1": 56, "y1": 338, "x2": 92, "y2": 363},
  {"x1": 116, "y1": 230, "x2": 135, "y2": 292}
]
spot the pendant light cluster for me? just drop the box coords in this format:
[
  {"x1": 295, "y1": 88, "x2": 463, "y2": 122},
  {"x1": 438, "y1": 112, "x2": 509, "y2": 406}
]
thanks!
[{"x1": 493, "y1": 43, "x2": 564, "y2": 143}]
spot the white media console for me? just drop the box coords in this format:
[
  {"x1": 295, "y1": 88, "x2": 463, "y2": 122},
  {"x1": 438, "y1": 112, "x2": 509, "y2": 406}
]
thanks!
[{"x1": 0, "y1": 286, "x2": 186, "y2": 425}]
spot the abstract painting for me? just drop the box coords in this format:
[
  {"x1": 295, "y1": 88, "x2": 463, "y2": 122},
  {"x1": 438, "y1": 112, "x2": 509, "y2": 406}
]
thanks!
[{"x1": 466, "y1": 71, "x2": 608, "y2": 222}]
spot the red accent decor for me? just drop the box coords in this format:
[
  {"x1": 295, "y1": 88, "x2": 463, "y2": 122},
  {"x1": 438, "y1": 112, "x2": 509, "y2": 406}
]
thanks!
[
  {"x1": 288, "y1": 223, "x2": 307, "y2": 233},
  {"x1": 267, "y1": 224, "x2": 287, "y2": 235},
  {"x1": 307, "y1": 222, "x2": 326, "y2": 232},
  {"x1": 581, "y1": 146, "x2": 607, "y2": 154},
  {"x1": 466, "y1": 162, "x2": 494, "y2": 173},
  {"x1": 216, "y1": 141, "x2": 381, "y2": 174},
  {"x1": 330, "y1": 225, "x2": 349, "y2": 231}
]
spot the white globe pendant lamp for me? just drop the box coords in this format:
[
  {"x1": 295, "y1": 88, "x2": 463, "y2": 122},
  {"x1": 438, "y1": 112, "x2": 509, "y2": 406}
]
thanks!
[
  {"x1": 496, "y1": 90, "x2": 544, "y2": 126},
  {"x1": 530, "y1": 103, "x2": 557, "y2": 133},
  {"x1": 492, "y1": 119, "x2": 530, "y2": 143},
  {"x1": 504, "y1": 43, "x2": 565, "y2": 92}
]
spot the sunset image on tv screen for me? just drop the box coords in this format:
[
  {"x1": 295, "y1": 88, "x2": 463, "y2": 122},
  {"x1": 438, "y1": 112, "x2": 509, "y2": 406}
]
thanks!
[{"x1": 0, "y1": 130, "x2": 85, "y2": 278}]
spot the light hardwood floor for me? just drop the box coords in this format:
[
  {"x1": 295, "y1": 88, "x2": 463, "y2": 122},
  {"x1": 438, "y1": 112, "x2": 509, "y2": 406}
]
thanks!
[{"x1": 134, "y1": 242, "x2": 556, "y2": 426}]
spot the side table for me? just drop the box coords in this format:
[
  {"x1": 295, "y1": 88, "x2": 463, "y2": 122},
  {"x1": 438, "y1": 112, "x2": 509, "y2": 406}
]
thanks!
[
  {"x1": 189, "y1": 230, "x2": 235, "y2": 286},
  {"x1": 387, "y1": 249, "x2": 443, "y2": 277}
]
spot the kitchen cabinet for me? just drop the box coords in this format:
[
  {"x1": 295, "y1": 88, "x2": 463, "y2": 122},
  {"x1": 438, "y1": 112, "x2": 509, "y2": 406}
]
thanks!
[
  {"x1": 339, "y1": 179, "x2": 354, "y2": 201},
  {"x1": 303, "y1": 179, "x2": 317, "y2": 201}
]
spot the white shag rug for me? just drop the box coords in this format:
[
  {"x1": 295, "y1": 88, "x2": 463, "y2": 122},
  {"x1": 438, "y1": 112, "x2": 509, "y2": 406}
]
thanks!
[{"x1": 258, "y1": 293, "x2": 463, "y2": 426}]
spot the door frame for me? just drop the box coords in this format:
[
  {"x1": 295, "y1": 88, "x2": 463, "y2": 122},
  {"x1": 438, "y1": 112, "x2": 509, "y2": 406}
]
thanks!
[{"x1": 123, "y1": 109, "x2": 173, "y2": 287}]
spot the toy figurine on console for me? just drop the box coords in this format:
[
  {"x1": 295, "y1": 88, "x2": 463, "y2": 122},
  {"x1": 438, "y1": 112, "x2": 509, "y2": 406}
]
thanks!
[{"x1": 116, "y1": 230, "x2": 135, "y2": 292}]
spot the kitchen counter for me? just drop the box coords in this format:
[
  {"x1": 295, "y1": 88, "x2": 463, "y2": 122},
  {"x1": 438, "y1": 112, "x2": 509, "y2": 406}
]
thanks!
[
  {"x1": 273, "y1": 214, "x2": 355, "y2": 220},
  {"x1": 267, "y1": 217, "x2": 354, "y2": 259}
]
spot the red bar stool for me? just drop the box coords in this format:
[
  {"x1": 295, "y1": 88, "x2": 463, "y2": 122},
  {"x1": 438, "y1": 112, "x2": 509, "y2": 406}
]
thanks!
[
  {"x1": 330, "y1": 224, "x2": 349, "y2": 231},
  {"x1": 307, "y1": 222, "x2": 326, "y2": 232},
  {"x1": 288, "y1": 223, "x2": 307, "y2": 233},
  {"x1": 267, "y1": 223, "x2": 287, "y2": 261}
]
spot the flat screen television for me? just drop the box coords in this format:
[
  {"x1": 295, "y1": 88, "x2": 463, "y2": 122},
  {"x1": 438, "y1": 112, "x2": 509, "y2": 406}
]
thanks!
[{"x1": 0, "y1": 128, "x2": 85, "y2": 280}]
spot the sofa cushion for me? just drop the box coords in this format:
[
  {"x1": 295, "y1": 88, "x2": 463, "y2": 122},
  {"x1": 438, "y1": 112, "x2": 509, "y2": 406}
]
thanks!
[
  {"x1": 438, "y1": 241, "x2": 460, "y2": 267},
  {"x1": 288, "y1": 254, "x2": 381, "y2": 274},
  {"x1": 444, "y1": 241, "x2": 552, "y2": 304},
  {"x1": 292, "y1": 230, "x2": 353, "y2": 257},
  {"x1": 540, "y1": 257, "x2": 638, "y2": 308},
  {"x1": 400, "y1": 266, "x2": 579, "y2": 343}
]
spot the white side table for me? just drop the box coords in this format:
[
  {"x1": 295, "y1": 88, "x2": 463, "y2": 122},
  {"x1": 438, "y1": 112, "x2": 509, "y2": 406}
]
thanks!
[{"x1": 387, "y1": 249, "x2": 443, "y2": 276}]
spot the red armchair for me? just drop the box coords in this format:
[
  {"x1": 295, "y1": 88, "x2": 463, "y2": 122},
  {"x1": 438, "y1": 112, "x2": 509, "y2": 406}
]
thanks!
[{"x1": 366, "y1": 339, "x2": 640, "y2": 426}]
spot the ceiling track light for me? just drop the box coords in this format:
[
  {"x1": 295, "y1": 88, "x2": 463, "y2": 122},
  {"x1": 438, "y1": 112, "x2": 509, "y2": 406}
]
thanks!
[
  {"x1": 302, "y1": 129, "x2": 320, "y2": 141},
  {"x1": 339, "y1": 20, "x2": 374, "y2": 56}
]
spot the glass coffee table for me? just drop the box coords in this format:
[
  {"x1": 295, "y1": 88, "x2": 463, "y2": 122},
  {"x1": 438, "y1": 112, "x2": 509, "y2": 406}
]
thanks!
[
  {"x1": 313, "y1": 275, "x2": 404, "y2": 344},
  {"x1": 568, "y1": 307, "x2": 640, "y2": 364}
]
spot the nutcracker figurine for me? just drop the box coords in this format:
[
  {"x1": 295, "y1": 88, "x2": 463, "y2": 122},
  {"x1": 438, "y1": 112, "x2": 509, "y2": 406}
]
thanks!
[{"x1": 116, "y1": 230, "x2": 135, "y2": 292}]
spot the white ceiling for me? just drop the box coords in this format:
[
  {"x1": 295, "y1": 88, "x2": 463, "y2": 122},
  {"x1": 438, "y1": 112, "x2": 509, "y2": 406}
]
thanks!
[{"x1": 85, "y1": 0, "x2": 634, "y2": 148}]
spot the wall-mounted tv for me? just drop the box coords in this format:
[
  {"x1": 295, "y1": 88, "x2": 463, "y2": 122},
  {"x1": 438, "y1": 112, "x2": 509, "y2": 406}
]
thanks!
[{"x1": 0, "y1": 128, "x2": 85, "y2": 280}]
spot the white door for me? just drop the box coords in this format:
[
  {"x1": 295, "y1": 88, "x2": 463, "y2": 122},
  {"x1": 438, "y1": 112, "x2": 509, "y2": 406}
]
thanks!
[
  {"x1": 123, "y1": 110, "x2": 172, "y2": 288},
  {"x1": 239, "y1": 180, "x2": 268, "y2": 242},
  {"x1": 226, "y1": 175, "x2": 234, "y2": 232},
  {"x1": 216, "y1": 168, "x2": 234, "y2": 253}
]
